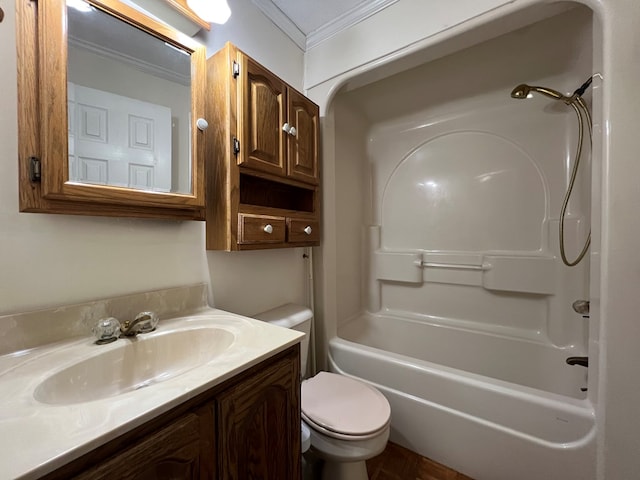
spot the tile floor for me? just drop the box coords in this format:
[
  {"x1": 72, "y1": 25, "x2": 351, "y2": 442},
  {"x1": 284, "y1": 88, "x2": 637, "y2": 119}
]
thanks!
[
  {"x1": 303, "y1": 441, "x2": 474, "y2": 480},
  {"x1": 366, "y1": 442, "x2": 475, "y2": 480}
]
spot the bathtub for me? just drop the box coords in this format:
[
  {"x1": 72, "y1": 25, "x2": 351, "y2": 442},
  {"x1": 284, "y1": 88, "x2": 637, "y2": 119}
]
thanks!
[{"x1": 329, "y1": 312, "x2": 596, "y2": 480}]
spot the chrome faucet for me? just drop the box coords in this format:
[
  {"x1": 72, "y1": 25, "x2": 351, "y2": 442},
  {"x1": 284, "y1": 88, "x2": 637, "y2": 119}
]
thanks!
[{"x1": 120, "y1": 311, "x2": 158, "y2": 337}]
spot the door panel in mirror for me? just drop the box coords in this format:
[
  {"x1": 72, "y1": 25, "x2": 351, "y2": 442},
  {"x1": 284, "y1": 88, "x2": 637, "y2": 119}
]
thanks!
[
  {"x1": 16, "y1": 0, "x2": 206, "y2": 219},
  {"x1": 67, "y1": 3, "x2": 192, "y2": 194}
]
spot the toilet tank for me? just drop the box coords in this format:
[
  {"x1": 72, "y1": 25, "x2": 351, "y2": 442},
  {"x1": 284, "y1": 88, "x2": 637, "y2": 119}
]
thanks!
[{"x1": 254, "y1": 303, "x2": 312, "y2": 377}]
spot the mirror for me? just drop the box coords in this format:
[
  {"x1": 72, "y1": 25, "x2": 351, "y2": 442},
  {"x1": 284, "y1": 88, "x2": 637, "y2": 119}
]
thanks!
[
  {"x1": 67, "y1": 3, "x2": 193, "y2": 194},
  {"x1": 17, "y1": 0, "x2": 207, "y2": 219}
]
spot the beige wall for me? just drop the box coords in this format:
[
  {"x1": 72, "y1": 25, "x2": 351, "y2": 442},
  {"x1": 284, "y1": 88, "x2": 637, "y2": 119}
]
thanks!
[{"x1": 0, "y1": 0, "x2": 306, "y2": 317}]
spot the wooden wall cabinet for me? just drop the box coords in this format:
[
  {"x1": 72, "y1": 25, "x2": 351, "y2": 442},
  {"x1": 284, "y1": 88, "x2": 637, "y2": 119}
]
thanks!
[
  {"x1": 206, "y1": 42, "x2": 320, "y2": 250},
  {"x1": 16, "y1": 0, "x2": 207, "y2": 220},
  {"x1": 43, "y1": 346, "x2": 301, "y2": 480}
]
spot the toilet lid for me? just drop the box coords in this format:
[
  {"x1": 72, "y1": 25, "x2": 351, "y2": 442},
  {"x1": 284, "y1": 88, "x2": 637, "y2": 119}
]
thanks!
[{"x1": 301, "y1": 372, "x2": 390, "y2": 436}]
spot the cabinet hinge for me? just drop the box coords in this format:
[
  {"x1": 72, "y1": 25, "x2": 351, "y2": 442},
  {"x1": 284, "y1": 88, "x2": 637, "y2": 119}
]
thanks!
[
  {"x1": 29, "y1": 156, "x2": 41, "y2": 182},
  {"x1": 232, "y1": 61, "x2": 240, "y2": 79},
  {"x1": 233, "y1": 137, "x2": 240, "y2": 157}
]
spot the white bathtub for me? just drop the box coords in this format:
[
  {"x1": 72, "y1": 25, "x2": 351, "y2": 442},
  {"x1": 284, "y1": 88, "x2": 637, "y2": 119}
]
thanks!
[{"x1": 329, "y1": 312, "x2": 596, "y2": 480}]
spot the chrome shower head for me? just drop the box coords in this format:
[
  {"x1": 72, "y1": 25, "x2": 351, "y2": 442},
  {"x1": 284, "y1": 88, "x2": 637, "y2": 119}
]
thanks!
[{"x1": 510, "y1": 84, "x2": 572, "y2": 103}]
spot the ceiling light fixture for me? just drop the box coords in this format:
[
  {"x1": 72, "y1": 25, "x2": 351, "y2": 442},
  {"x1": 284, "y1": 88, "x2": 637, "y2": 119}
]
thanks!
[{"x1": 187, "y1": 0, "x2": 231, "y2": 24}]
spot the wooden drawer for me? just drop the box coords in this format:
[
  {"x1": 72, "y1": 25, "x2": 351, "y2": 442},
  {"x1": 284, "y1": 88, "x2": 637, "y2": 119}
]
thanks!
[
  {"x1": 238, "y1": 214, "x2": 286, "y2": 244},
  {"x1": 287, "y1": 219, "x2": 320, "y2": 243}
]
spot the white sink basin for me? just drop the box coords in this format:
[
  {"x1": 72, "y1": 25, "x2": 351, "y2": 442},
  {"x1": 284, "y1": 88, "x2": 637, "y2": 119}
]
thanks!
[{"x1": 34, "y1": 327, "x2": 235, "y2": 405}]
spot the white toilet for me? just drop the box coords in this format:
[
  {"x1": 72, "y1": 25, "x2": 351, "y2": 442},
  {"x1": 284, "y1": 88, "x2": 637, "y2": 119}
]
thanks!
[{"x1": 254, "y1": 304, "x2": 391, "y2": 480}]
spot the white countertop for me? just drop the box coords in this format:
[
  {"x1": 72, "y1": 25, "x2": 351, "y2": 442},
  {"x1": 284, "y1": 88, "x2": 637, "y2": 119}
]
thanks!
[{"x1": 0, "y1": 307, "x2": 302, "y2": 480}]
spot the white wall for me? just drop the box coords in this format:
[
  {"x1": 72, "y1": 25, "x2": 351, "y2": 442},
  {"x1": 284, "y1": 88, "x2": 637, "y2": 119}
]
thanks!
[
  {"x1": 0, "y1": 0, "x2": 307, "y2": 318},
  {"x1": 333, "y1": 99, "x2": 368, "y2": 324},
  {"x1": 194, "y1": 0, "x2": 304, "y2": 89},
  {"x1": 304, "y1": 0, "x2": 513, "y2": 91}
]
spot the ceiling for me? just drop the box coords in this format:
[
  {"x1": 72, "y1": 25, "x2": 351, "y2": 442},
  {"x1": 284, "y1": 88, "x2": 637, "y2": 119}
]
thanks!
[
  {"x1": 251, "y1": 0, "x2": 398, "y2": 50},
  {"x1": 270, "y1": 0, "x2": 366, "y2": 35}
]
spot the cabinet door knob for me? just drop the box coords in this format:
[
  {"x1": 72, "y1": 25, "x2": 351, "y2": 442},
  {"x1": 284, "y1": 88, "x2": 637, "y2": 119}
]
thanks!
[
  {"x1": 289, "y1": 126, "x2": 297, "y2": 137},
  {"x1": 196, "y1": 118, "x2": 209, "y2": 131},
  {"x1": 282, "y1": 123, "x2": 291, "y2": 134},
  {"x1": 263, "y1": 224, "x2": 274, "y2": 234},
  {"x1": 303, "y1": 226, "x2": 312, "y2": 235}
]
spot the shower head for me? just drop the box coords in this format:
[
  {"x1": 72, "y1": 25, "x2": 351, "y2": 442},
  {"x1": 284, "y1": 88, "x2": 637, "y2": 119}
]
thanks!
[{"x1": 510, "y1": 84, "x2": 571, "y2": 103}]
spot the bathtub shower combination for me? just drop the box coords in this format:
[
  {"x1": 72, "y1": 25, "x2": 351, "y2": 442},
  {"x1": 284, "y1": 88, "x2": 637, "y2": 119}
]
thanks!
[{"x1": 327, "y1": 5, "x2": 597, "y2": 480}]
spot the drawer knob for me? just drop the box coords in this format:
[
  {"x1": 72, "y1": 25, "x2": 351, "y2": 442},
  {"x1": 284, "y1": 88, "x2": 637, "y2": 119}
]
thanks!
[
  {"x1": 263, "y1": 224, "x2": 274, "y2": 234},
  {"x1": 303, "y1": 226, "x2": 312, "y2": 235}
]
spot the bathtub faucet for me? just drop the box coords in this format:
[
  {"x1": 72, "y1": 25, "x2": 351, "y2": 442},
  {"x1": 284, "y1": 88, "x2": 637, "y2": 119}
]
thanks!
[{"x1": 566, "y1": 356, "x2": 588, "y2": 368}]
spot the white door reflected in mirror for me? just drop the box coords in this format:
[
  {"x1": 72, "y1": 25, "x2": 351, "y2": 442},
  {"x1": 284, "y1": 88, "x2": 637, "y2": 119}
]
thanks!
[{"x1": 67, "y1": 1, "x2": 193, "y2": 194}]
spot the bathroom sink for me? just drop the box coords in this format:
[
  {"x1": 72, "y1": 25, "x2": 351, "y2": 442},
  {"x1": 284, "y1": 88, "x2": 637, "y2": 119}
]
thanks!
[{"x1": 34, "y1": 327, "x2": 235, "y2": 405}]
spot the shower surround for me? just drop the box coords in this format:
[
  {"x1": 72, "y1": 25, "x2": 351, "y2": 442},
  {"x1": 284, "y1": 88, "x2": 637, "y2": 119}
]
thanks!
[{"x1": 318, "y1": 4, "x2": 599, "y2": 479}]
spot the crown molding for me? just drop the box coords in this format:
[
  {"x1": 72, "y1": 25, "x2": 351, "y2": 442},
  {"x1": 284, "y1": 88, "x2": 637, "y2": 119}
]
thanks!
[
  {"x1": 306, "y1": 0, "x2": 397, "y2": 50},
  {"x1": 69, "y1": 36, "x2": 191, "y2": 86},
  {"x1": 252, "y1": 0, "x2": 397, "y2": 51},
  {"x1": 252, "y1": 0, "x2": 306, "y2": 50}
]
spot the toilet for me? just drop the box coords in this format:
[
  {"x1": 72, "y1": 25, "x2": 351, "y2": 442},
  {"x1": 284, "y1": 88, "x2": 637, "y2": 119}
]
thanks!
[{"x1": 254, "y1": 304, "x2": 391, "y2": 480}]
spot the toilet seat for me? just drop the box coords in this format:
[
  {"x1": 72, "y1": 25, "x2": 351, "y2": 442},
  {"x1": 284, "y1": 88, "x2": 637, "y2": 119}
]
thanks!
[{"x1": 301, "y1": 372, "x2": 391, "y2": 440}]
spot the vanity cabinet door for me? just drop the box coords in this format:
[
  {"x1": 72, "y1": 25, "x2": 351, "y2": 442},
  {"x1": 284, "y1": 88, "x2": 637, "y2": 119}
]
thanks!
[
  {"x1": 73, "y1": 409, "x2": 213, "y2": 480},
  {"x1": 217, "y1": 348, "x2": 301, "y2": 480}
]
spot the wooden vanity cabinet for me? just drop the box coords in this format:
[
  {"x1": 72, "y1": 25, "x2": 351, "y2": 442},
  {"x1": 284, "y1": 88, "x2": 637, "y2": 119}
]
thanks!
[
  {"x1": 205, "y1": 42, "x2": 320, "y2": 250},
  {"x1": 218, "y1": 346, "x2": 301, "y2": 479},
  {"x1": 42, "y1": 346, "x2": 300, "y2": 480},
  {"x1": 72, "y1": 409, "x2": 210, "y2": 480}
]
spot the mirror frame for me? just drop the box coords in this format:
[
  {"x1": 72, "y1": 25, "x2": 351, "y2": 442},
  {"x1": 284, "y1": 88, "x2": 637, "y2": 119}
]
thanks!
[{"x1": 17, "y1": 0, "x2": 207, "y2": 220}]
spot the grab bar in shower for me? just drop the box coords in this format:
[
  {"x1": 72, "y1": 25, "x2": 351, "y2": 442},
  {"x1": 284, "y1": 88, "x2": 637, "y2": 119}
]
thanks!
[{"x1": 415, "y1": 261, "x2": 492, "y2": 271}]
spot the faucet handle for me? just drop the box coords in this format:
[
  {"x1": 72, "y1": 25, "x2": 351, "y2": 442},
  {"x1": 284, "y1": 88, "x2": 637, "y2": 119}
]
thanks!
[
  {"x1": 92, "y1": 317, "x2": 121, "y2": 344},
  {"x1": 135, "y1": 311, "x2": 159, "y2": 334},
  {"x1": 572, "y1": 300, "x2": 590, "y2": 315}
]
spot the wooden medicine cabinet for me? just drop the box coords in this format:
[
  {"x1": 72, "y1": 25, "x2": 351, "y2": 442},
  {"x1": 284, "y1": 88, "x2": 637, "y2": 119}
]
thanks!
[
  {"x1": 16, "y1": 0, "x2": 207, "y2": 220},
  {"x1": 205, "y1": 42, "x2": 321, "y2": 250}
]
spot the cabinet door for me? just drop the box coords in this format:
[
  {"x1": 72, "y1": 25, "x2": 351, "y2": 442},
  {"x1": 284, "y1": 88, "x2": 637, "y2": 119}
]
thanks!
[
  {"x1": 239, "y1": 55, "x2": 287, "y2": 177},
  {"x1": 218, "y1": 350, "x2": 301, "y2": 480},
  {"x1": 73, "y1": 411, "x2": 212, "y2": 480},
  {"x1": 287, "y1": 89, "x2": 319, "y2": 185}
]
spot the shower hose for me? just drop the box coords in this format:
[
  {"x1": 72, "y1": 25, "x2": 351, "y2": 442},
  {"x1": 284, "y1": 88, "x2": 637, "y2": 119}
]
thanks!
[{"x1": 559, "y1": 88, "x2": 592, "y2": 267}]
